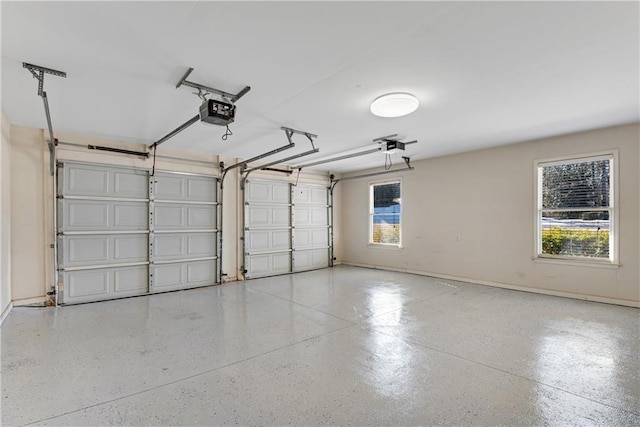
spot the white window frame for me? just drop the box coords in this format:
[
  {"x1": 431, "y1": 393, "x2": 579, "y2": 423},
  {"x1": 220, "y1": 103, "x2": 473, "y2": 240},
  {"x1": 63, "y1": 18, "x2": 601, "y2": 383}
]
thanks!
[
  {"x1": 369, "y1": 178, "x2": 402, "y2": 248},
  {"x1": 534, "y1": 150, "x2": 619, "y2": 266}
]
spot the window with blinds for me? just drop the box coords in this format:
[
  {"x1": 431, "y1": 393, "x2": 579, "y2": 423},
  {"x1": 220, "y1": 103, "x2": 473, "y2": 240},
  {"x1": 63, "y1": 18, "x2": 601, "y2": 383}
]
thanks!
[
  {"x1": 370, "y1": 180, "x2": 401, "y2": 246},
  {"x1": 536, "y1": 154, "x2": 614, "y2": 261}
]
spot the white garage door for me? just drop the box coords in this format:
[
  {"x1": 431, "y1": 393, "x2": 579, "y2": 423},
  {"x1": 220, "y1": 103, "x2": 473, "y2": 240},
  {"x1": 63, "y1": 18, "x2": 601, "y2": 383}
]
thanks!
[
  {"x1": 244, "y1": 179, "x2": 329, "y2": 279},
  {"x1": 150, "y1": 172, "x2": 218, "y2": 293},
  {"x1": 57, "y1": 162, "x2": 218, "y2": 304}
]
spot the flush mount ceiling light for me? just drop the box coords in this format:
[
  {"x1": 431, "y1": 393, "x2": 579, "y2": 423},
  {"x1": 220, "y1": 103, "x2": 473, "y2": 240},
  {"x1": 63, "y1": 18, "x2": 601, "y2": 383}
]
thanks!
[{"x1": 370, "y1": 92, "x2": 419, "y2": 118}]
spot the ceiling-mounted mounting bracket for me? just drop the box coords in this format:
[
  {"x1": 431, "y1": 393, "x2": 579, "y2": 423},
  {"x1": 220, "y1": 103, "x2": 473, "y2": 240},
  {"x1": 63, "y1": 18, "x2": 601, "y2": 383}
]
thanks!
[
  {"x1": 373, "y1": 134, "x2": 418, "y2": 146},
  {"x1": 176, "y1": 67, "x2": 251, "y2": 103},
  {"x1": 374, "y1": 133, "x2": 417, "y2": 154},
  {"x1": 280, "y1": 126, "x2": 318, "y2": 150},
  {"x1": 23, "y1": 62, "x2": 67, "y2": 175},
  {"x1": 23, "y1": 62, "x2": 66, "y2": 97}
]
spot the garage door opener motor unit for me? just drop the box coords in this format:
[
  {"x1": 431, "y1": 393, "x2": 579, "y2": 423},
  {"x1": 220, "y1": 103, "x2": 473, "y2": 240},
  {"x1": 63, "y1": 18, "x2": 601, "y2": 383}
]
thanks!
[{"x1": 199, "y1": 98, "x2": 235, "y2": 126}]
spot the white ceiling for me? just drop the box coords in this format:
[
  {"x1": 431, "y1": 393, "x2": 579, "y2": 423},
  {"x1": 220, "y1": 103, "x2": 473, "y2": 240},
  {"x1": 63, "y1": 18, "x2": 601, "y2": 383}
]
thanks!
[{"x1": 2, "y1": 1, "x2": 638, "y2": 173}]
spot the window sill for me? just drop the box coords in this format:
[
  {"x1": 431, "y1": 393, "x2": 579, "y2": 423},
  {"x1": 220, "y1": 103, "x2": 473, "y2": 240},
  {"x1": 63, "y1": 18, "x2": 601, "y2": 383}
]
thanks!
[
  {"x1": 533, "y1": 256, "x2": 620, "y2": 269},
  {"x1": 368, "y1": 244, "x2": 403, "y2": 250}
]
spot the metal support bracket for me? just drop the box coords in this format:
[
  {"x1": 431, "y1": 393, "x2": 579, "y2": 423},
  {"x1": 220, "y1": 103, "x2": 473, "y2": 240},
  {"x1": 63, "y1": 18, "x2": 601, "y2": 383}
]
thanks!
[
  {"x1": 176, "y1": 67, "x2": 251, "y2": 103},
  {"x1": 23, "y1": 62, "x2": 67, "y2": 175},
  {"x1": 23, "y1": 62, "x2": 67, "y2": 306},
  {"x1": 281, "y1": 126, "x2": 318, "y2": 147}
]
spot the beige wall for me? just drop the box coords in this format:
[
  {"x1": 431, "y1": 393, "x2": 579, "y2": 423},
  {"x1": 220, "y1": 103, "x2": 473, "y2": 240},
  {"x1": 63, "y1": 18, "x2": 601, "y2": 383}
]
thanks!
[
  {"x1": 8, "y1": 118, "x2": 635, "y2": 306},
  {"x1": 341, "y1": 123, "x2": 640, "y2": 306},
  {"x1": 1, "y1": 113, "x2": 12, "y2": 319},
  {"x1": 9, "y1": 126, "x2": 48, "y2": 304}
]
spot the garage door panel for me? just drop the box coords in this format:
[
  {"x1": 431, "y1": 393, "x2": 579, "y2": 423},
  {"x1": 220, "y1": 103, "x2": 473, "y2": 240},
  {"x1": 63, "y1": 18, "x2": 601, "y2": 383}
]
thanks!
[
  {"x1": 64, "y1": 201, "x2": 109, "y2": 230},
  {"x1": 63, "y1": 163, "x2": 148, "y2": 199},
  {"x1": 67, "y1": 236, "x2": 109, "y2": 265},
  {"x1": 154, "y1": 235, "x2": 183, "y2": 258},
  {"x1": 153, "y1": 175, "x2": 183, "y2": 199},
  {"x1": 154, "y1": 205, "x2": 183, "y2": 228},
  {"x1": 154, "y1": 204, "x2": 216, "y2": 230},
  {"x1": 114, "y1": 204, "x2": 149, "y2": 228},
  {"x1": 62, "y1": 234, "x2": 148, "y2": 268},
  {"x1": 247, "y1": 181, "x2": 290, "y2": 204},
  {"x1": 114, "y1": 267, "x2": 149, "y2": 293},
  {"x1": 272, "y1": 184, "x2": 291, "y2": 203},
  {"x1": 272, "y1": 207, "x2": 291, "y2": 226},
  {"x1": 68, "y1": 270, "x2": 109, "y2": 298},
  {"x1": 152, "y1": 264, "x2": 183, "y2": 290},
  {"x1": 246, "y1": 206, "x2": 290, "y2": 228},
  {"x1": 188, "y1": 206, "x2": 216, "y2": 228},
  {"x1": 246, "y1": 253, "x2": 291, "y2": 278},
  {"x1": 113, "y1": 171, "x2": 149, "y2": 198},
  {"x1": 152, "y1": 260, "x2": 214, "y2": 292},
  {"x1": 153, "y1": 233, "x2": 216, "y2": 261},
  {"x1": 114, "y1": 235, "x2": 149, "y2": 261},
  {"x1": 294, "y1": 229, "x2": 328, "y2": 250},
  {"x1": 187, "y1": 261, "x2": 215, "y2": 283},
  {"x1": 294, "y1": 249, "x2": 329, "y2": 271},
  {"x1": 187, "y1": 234, "x2": 216, "y2": 256},
  {"x1": 187, "y1": 178, "x2": 217, "y2": 202},
  {"x1": 62, "y1": 265, "x2": 148, "y2": 305},
  {"x1": 293, "y1": 186, "x2": 327, "y2": 205},
  {"x1": 294, "y1": 207, "x2": 327, "y2": 226},
  {"x1": 246, "y1": 230, "x2": 291, "y2": 253},
  {"x1": 68, "y1": 167, "x2": 109, "y2": 195},
  {"x1": 153, "y1": 173, "x2": 217, "y2": 202},
  {"x1": 62, "y1": 200, "x2": 148, "y2": 231},
  {"x1": 247, "y1": 181, "x2": 269, "y2": 202}
]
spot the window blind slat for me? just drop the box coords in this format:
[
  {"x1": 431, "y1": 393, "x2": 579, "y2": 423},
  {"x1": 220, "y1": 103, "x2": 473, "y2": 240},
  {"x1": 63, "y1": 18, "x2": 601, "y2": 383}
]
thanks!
[{"x1": 541, "y1": 159, "x2": 610, "y2": 209}]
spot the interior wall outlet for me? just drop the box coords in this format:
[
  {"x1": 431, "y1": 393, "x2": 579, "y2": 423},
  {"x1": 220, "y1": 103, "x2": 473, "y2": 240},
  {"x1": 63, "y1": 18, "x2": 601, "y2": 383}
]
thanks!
[{"x1": 456, "y1": 234, "x2": 461, "y2": 241}]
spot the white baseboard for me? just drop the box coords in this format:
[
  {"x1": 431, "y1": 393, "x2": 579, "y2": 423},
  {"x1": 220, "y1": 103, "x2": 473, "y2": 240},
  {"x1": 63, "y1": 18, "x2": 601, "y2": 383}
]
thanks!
[
  {"x1": 13, "y1": 296, "x2": 47, "y2": 307},
  {"x1": 341, "y1": 262, "x2": 640, "y2": 308},
  {"x1": 1, "y1": 302, "x2": 13, "y2": 325}
]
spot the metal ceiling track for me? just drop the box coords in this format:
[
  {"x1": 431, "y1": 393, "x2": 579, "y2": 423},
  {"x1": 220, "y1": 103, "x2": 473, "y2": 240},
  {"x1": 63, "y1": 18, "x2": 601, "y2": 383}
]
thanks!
[
  {"x1": 295, "y1": 134, "x2": 415, "y2": 170},
  {"x1": 243, "y1": 127, "x2": 319, "y2": 175},
  {"x1": 23, "y1": 62, "x2": 67, "y2": 175},
  {"x1": 149, "y1": 68, "x2": 251, "y2": 150},
  {"x1": 221, "y1": 127, "x2": 318, "y2": 182},
  {"x1": 295, "y1": 147, "x2": 382, "y2": 169},
  {"x1": 330, "y1": 156, "x2": 414, "y2": 190}
]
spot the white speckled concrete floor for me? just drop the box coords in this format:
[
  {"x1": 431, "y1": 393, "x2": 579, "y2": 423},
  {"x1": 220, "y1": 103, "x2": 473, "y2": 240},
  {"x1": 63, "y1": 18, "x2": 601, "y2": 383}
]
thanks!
[{"x1": 2, "y1": 266, "x2": 639, "y2": 426}]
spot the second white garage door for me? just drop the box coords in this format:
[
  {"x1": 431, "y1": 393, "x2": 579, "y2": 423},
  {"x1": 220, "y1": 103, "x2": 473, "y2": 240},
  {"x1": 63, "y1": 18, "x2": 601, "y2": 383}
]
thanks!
[{"x1": 244, "y1": 179, "x2": 329, "y2": 279}]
